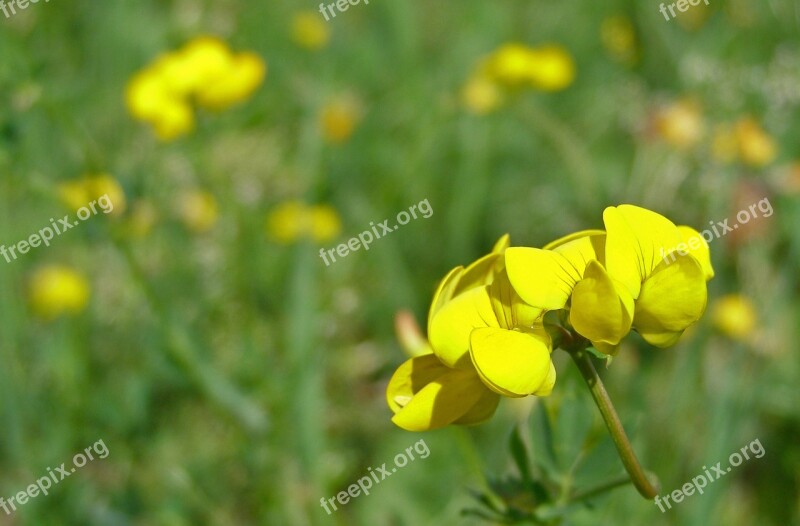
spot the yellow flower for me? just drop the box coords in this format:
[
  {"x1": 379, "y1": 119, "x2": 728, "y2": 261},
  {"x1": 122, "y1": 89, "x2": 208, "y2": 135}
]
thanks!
[
  {"x1": 172, "y1": 36, "x2": 235, "y2": 90},
  {"x1": 291, "y1": 11, "x2": 330, "y2": 50},
  {"x1": 126, "y1": 36, "x2": 265, "y2": 140},
  {"x1": 711, "y1": 294, "x2": 756, "y2": 342},
  {"x1": 320, "y1": 98, "x2": 360, "y2": 144},
  {"x1": 526, "y1": 45, "x2": 576, "y2": 91},
  {"x1": 506, "y1": 205, "x2": 713, "y2": 353},
  {"x1": 28, "y1": 265, "x2": 90, "y2": 320},
  {"x1": 58, "y1": 174, "x2": 126, "y2": 216},
  {"x1": 266, "y1": 201, "x2": 309, "y2": 243},
  {"x1": 266, "y1": 201, "x2": 342, "y2": 243},
  {"x1": 178, "y1": 190, "x2": 219, "y2": 233},
  {"x1": 195, "y1": 52, "x2": 267, "y2": 111},
  {"x1": 388, "y1": 235, "x2": 556, "y2": 431},
  {"x1": 308, "y1": 204, "x2": 342, "y2": 242},
  {"x1": 734, "y1": 117, "x2": 777, "y2": 168},
  {"x1": 600, "y1": 15, "x2": 639, "y2": 65},
  {"x1": 482, "y1": 43, "x2": 575, "y2": 91},
  {"x1": 386, "y1": 354, "x2": 500, "y2": 432},
  {"x1": 461, "y1": 75, "x2": 502, "y2": 115},
  {"x1": 654, "y1": 99, "x2": 705, "y2": 149},
  {"x1": 125, "y1": 200, "x2": 158, "y2": 239},
  {"x1": 152, "y1": 99, "x2": 195, "y2": 141}
]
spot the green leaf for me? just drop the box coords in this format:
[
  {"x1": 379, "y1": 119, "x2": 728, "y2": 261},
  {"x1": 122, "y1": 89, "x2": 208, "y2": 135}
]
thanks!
[{"x1": 509, "y1": 426, "x2": 532, "y2": 483}]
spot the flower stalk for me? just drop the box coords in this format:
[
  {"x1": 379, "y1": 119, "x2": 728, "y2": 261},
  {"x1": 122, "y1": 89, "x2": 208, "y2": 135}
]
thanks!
[{"x1": 566, "y1": 347, "x2": 660, "y2": 499}]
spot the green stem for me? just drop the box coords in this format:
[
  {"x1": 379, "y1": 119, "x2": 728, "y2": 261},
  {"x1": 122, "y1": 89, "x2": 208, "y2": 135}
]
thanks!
[{"x1": 567, "y1": 348, "x2": 660, "y2": 499}]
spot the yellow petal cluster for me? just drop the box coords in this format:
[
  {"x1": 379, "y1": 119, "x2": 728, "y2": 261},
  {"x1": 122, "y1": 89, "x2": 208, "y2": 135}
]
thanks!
[
  {"x1": 58, "y1": 174, "x2": 126, "y2": 216},
  {"x1": 125, "y1": 37, "x2": 266, "y2": 141},
  {"x1": 320, "y1": 98, "x2": 361, "y2": 144},
  {"x1": 388, "y1": 235, "x2": 556, "y2": 431},
  {"x1": 654, "y1": 99, "x2": 705, "y2": 150},
  {"x1": 28, "y1": 265, "x2": 90, "y2": 320},
  {"x1": 712, "y1": 117, "x2": 778, "y2": 167},
  {"x1": 388, "y1": 205, "x2": 715, "y2": 431},
  {"x1": 291, "y1": 10, "x2": 331, "y2": 50},
  {"x1": 178, "y1": 190, "x2": 219, "y2": 233},
  {"x1": 711, "y1": 294, "x2": 757, "y2": 342},
  {"x1": 461, "y1": 43, "x2": 575, "y2": 114},
  {"x1": 265, "y1": 201, "x2": 342, "y2": 244}
]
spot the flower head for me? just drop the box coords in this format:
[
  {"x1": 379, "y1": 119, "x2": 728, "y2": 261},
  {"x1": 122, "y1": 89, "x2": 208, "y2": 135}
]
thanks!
[
  {"x1": 58, "y1": 174, "x2": 126, "y2": 216},
  {"x1": 506, "y1": 205, "x2": 714, "y2": 352},
  {"x1": 291, "y1": 10, "x2": 330, "y2": 50},
  {"x1": 320, "y1": 97, "x2": 361, "y2": 144},
  {"x1": 178, "y1": 190, "x2": 219, "y2": 233},
  {"x1": 711, "y1": 294, "x2": 757, "y2": 342},
  {"x1": 126, "y1": 37, "x2": 266, "y2": 141},
  {"x1": 266, "y1": 201, "x2": 342, "y2": 244},
  {"x1": 28, "y1": 265, "x2": 90, "y2": 320},
  {"x1": 388, "y1": 235, "x2": 556, "y2": 431}
]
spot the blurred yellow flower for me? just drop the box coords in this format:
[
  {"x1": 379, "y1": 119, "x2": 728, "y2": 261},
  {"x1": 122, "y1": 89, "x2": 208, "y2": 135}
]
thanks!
[
  {"x1": 178, "y1": 190, "x2": 219, "y2": 233},
  {"x1": 735, "y1": 117, "x2": 777, "y2": 168},
  {"x1": 601, "y1": 15, "x2": 639, "y2": 65},
  {"x1": 320, "y1": 98, "x2": 360, "y2": 144},
  {"x1": 291, "y1": 11, "x2": 330, "y2": 50},
  {"x1": 481, "y1": 43, "x2": 575, "y2": 92},
  {"x1": 527, "y1": 45, "x2": 577, "y2": 91},
  {"x1": 28, "y1": 265, "x2": 90, "y2": 320},
  {"x1": 196, "y1": 52, "x2": 267, "y2": 111},
  {"x1": 266, "y1": 201, "x2": 342, "y2": 244},
  {"x1": 654, "y1": 98, "x2": 705, "y2": 149},
  {"x1": 461, "y1": 75, "x2": 502, "y2": 115},
  {"x1": 711, "y1": 294, "x2": 757, "y2": 342},
  {"x1": 125, "y1": 36, "x2": 266, "y2": 141},
  {"x1": 58, "y1": 174, "x2": 127, "y2": 216},
  {"x1": 309, "y1": 204, "x2": 342, "y2": 242},
  {"x1": 125, "y1": 200, "x2": 158, "y2": 239}
]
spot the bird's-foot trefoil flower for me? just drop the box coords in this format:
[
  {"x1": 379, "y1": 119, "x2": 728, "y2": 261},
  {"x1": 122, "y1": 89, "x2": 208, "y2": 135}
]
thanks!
[
  {"x1": 387, "y1": 235, "x2": 556, "y2": 431},
  {"x1": 387, "y1": 204, "x2": 715, "y2": 501}
]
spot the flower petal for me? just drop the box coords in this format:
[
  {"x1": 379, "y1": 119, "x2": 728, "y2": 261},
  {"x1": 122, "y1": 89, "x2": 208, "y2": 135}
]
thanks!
[
  {"x1": 633, "y1": 255, "x2": 707, "y2": 347},
  {"x1": 427, "y1": 266, "x2": 464, "y2": 329},
  {"x1": 469, "y1": 327, "x2": 553, "y2": 397},
  {"x1": 532, "y1": 360, "x2": 557, "y2": 396},
  {"x1": 452, "y1": 388, "x2": 501, "y2": 425},
  {"x1": 487, "y1": 268, "x2": 545, "y2": 330},
  {"x1": 389, "y1": 363, "x2": 490, "y2": 432},
  {"x1": 677, "y1": 225, "x2": 715, "y2": 281},
  {"x1": 505, "y1": 248, "x2": 583, "y2": 310},
  {"x1": 603, "y1": 205, "x2": 684, "y2": 299},
  {"x1": 454, "y1": 253, "x2": 502, "y2": 297},
  {"x1": 543, "y1": 229, "x2": 606, "y2": 251},
  {"x1": 569, "y1": 261, "x2": 633, "y2": 345},
  {"x1": 492, "y1": 233, "x2": 511, "y2": 253},
  {"x1": 429, "y1": 286, "x2": 499, "y2": 368},
  {"x1": 386, "y1": 354, "x2": 448, "y2": 414}
]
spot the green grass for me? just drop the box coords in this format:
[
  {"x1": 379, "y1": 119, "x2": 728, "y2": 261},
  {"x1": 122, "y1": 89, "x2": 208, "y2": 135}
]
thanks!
[{"x1": 0, "y1": 0, "x2": 798, "y2": 524}]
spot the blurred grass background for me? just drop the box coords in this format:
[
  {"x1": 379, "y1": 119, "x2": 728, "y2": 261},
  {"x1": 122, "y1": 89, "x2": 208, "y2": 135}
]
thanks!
[{"x1": 0, "y1": 0, "x2": 799, "y2": 524}]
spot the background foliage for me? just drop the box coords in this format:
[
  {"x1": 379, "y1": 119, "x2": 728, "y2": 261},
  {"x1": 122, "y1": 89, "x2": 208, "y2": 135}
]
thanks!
[{"x1": 0, "y1": 0, "x2": 798, "y2": 524}]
